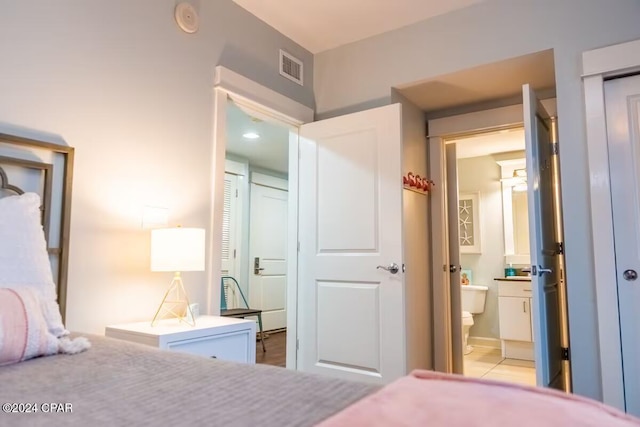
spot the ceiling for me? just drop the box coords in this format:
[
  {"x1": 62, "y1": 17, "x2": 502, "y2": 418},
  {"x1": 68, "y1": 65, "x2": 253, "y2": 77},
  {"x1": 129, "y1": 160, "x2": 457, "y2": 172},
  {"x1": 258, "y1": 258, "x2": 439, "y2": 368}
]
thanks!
[
  {"x1": 453, "y1": 128, "x2": 525, "y2": 159},
  {"x1": 397, "y1": 50, "x2": 556, "y2": 114},
  {"x1": 233, "y1": 0, "x2": 483, "y2": 53},
  {"x1": 226, "y1": 102, "x2": 289, "y2": 174}
]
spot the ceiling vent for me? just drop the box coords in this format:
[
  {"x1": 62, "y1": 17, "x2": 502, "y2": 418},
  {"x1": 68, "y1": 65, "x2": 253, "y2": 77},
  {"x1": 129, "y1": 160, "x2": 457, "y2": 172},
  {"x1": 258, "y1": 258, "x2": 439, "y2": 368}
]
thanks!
[{"x1": 279, "y1": 50, "x2": 303, "y2": 86}]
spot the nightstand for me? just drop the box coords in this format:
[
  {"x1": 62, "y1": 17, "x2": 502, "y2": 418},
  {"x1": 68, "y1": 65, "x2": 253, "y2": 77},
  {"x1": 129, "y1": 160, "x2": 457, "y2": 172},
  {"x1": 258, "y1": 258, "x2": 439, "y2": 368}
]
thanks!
[{"x1": 105, "y1": 315, "x2": 256, "y2": 364}]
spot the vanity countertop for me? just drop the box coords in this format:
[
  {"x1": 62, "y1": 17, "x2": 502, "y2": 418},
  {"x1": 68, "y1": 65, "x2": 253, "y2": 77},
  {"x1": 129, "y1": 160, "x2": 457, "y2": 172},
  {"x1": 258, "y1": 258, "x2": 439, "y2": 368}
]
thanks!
[{"x1": 494, "y1": 277, "x2": 532, "y2": 281}]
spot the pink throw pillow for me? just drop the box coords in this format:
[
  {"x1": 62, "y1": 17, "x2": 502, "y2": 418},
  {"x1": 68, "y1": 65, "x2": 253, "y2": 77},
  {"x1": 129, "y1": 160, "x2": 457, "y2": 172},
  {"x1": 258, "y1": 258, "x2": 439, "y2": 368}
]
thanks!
[{"x1": 0, "y1": 287, "x2": 59, "y2": 366}]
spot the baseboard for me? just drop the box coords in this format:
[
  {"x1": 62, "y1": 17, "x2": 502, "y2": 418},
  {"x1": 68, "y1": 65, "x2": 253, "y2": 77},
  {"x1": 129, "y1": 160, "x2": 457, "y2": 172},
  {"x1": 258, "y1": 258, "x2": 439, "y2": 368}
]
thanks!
[{"x1": 468, "y1": 336, "x2": 501, "y2": 349}]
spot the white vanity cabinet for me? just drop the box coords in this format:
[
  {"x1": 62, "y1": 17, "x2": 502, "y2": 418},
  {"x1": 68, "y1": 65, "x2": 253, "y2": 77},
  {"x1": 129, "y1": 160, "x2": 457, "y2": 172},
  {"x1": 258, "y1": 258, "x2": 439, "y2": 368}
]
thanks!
[
  {"x1": 496, "y1": 278, "x2": 534, "y2": 360},
  {"x1": 498, "y1": 296, "x2": 532, "y2": 341}
]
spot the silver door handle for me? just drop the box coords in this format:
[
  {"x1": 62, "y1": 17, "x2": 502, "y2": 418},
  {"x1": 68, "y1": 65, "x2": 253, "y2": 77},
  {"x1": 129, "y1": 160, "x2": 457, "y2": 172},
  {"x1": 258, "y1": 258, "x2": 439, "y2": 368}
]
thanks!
[
  {"x1": 254, "y1": 257, "x2": 265, "y2": 275},
  {"x1": 377, "y1": 263, "x2": 400, "y2": 274},
  {"x1": 529, "y1": 265, "x2": 553, "y2": 276}
]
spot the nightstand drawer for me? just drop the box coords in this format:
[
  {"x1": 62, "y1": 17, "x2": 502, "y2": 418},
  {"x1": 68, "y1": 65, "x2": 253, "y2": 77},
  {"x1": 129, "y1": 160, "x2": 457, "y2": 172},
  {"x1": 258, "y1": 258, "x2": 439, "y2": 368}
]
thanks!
[{"x1": 168, "y1": 330, "x2": 251, "y2": 363}]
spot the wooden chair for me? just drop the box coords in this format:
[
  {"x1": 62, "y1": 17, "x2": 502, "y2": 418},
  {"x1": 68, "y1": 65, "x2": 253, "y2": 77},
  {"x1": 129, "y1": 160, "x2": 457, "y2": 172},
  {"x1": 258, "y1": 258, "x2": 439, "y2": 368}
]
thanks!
[{"x1": 220, "y1": 276, "x2": 266, "y2": 352}]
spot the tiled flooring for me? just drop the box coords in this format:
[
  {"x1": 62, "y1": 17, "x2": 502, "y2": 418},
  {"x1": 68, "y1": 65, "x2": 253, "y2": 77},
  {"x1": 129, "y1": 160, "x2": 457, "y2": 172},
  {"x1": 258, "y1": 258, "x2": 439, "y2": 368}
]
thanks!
[{"x1": 464, "y1": 346, "x2": 537, "y2": 386}]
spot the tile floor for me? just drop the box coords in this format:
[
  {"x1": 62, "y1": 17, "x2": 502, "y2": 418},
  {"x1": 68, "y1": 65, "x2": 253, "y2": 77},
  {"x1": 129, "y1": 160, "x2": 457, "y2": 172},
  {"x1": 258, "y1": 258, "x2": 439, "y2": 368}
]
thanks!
[{"x1": 464, "y1": 346, "x2": 537, "y2": 386}]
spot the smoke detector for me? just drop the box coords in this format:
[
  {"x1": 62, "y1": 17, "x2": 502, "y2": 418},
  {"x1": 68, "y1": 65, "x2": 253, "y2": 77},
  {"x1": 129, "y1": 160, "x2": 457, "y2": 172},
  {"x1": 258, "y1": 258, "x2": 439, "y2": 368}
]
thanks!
[{"x1": 175, "y1": 2, "x2": 199, "y2": 34}]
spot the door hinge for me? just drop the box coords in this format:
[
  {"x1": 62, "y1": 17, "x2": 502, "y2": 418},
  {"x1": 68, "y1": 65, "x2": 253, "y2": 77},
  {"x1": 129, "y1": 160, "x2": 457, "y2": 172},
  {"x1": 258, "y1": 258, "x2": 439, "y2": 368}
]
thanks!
[
  {"x1": 235, "y1": 189, "x2": 238, "y2": 197},
  {"x1": 551, "y1": 142, "x2": 559, "y2": 156},
  {"x1": 297, "y1": 241, "x2": 300, "y2": 252},
  {"x1": 233, "y1": 249, "x2": 236, "y2": 259},
  {"x1": 556, "y1": 242, "x2": 564, "y2": 255},
  {"x1": 296, "y1": 338, "x2": 299, "y2": 351},
  {"x1": 561, "y1": 347, "x2": 570, "y2": 361}
]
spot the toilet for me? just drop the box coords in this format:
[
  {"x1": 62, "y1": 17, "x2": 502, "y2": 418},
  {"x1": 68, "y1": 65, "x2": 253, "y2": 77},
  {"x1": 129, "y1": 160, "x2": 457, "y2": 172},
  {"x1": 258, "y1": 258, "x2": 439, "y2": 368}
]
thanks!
[{"x1": 461, "y1": 284, "x2": 489, "y2": 355}]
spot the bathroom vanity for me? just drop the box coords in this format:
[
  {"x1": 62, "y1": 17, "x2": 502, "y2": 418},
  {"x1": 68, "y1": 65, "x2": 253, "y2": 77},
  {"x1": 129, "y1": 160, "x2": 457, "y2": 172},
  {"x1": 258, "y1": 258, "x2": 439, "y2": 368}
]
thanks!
[{"x1": 495, "y1": 277, "x2": 534, "y2": 361}]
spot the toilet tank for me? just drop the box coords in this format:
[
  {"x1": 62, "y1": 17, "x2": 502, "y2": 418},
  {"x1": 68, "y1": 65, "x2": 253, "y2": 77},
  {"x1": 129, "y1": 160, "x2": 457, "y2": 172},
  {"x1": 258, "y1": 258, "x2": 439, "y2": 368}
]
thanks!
[{"x1": 461, "y1": 285, "x2": 489, "y2": 314}]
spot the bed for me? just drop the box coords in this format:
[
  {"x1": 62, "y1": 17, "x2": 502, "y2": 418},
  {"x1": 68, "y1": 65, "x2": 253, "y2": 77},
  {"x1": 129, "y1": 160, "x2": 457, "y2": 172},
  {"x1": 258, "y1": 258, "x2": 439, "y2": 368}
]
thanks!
[{"x1": 1, "y1": 133, "x2": 639, "y2": 427}]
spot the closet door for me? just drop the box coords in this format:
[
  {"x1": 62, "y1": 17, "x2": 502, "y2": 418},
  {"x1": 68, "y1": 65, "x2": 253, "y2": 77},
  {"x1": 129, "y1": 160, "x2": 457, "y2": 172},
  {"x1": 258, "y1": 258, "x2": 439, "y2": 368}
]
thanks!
[{"x1": 605, "y1": 74, "x2": 640, "y2": 416}]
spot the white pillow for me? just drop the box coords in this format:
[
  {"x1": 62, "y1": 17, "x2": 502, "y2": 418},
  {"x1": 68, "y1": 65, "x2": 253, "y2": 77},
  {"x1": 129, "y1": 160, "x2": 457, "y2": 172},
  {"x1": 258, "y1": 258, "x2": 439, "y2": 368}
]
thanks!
[{"x1": 0, "y1": 193, "x2": 67, "y2": 337}]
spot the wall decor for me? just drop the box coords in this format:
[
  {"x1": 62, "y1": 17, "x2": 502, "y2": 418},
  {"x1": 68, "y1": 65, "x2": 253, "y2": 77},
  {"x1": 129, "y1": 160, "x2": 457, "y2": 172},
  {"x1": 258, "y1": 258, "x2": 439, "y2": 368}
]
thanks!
[
  {"x1": 402, "y1": 172, "x2": 434, "y2": 195},
  {"x1": 459, "y1": 192, "x2": 481, "y2": 253}
]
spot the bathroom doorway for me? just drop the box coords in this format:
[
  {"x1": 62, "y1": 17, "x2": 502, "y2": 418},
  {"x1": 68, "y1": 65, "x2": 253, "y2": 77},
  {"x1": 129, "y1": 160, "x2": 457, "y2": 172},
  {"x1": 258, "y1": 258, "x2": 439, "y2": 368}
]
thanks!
[
  {"x1": 447, "y1": 128, "x2": 537, "y2": 386},
  {"x1": 431, "y1": 99, "x2": 569, "y2": 390}
]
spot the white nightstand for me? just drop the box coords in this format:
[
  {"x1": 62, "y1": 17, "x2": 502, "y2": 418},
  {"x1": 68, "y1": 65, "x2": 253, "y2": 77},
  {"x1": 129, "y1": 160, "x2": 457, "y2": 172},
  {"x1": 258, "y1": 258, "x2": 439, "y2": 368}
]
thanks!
[{"x1": 105, "y1": 316, "x2": 256, "y2": 364}]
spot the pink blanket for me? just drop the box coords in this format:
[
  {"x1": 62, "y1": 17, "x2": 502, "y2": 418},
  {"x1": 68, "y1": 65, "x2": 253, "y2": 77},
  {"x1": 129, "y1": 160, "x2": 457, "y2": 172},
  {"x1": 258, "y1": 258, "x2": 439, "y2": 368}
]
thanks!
[{"x1": 317, "y1": 370, "x2": 640, "y2": 426}]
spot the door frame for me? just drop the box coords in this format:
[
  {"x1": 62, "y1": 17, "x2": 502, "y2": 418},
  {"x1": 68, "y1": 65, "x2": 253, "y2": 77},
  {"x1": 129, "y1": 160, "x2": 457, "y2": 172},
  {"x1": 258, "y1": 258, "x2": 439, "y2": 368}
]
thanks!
[
  {"x1": 210, "y1": 66, "x2": 314, "y2": 369},
  {"x1": 428, "y1": 101, "x2": 557, "y2": 374},
  {"x1": 583, "y1": 38, "x2": 640, "y2": 410}
]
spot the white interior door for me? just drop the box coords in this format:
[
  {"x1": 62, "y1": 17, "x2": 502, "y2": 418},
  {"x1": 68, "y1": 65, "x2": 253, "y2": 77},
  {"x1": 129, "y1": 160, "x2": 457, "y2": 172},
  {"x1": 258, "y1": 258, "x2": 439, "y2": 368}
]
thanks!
[
  {"x1": 298, "y1": 104, "x2": 404, "y2": 384},
  {"x1": 523, "y1": 84, "x2": 564, "y2": 390},
  {"x1": 221, "y1": 173, "x2": 240, "y2": 278},
  {"x1": 249, "y1": 179, "x2": 288, "y2": 331},
  {"x1": 605, "y1": 73, "x2": 640, "y2": 416}
]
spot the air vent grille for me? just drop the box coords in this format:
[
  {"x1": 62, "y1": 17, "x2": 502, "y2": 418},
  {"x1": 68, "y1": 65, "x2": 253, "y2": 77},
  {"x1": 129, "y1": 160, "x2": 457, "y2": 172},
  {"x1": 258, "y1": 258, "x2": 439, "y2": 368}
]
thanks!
[{"x1": 279, "y1": 50, "x2": 303, "y2": 86}]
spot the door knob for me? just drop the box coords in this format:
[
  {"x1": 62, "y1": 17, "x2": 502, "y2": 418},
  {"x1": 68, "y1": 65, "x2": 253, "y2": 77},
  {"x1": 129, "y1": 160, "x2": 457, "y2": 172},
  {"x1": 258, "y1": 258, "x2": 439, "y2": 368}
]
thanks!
[
  {"x1": 623, "y1": 269, "x2": 638, "y2": 281},
  {"x1": 377, "y1": 263, "x2": 400, "y2": 274},
  {"x1": 449, "y1": 265, "x2": 461, "y2": 273}
]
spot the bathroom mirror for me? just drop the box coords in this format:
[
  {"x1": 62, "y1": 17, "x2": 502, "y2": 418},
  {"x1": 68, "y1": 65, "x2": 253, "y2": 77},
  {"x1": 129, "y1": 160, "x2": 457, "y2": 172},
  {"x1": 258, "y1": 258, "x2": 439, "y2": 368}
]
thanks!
[{"x1": 496, "y1": 156, "x2": 530, "y2": 266}]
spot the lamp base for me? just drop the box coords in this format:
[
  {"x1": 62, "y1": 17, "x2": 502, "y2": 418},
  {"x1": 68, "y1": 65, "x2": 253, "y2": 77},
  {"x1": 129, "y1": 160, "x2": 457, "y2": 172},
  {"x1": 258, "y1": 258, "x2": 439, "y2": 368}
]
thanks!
[{"x1": 151, "y1": 272, "x2": 196, "y2": 327}]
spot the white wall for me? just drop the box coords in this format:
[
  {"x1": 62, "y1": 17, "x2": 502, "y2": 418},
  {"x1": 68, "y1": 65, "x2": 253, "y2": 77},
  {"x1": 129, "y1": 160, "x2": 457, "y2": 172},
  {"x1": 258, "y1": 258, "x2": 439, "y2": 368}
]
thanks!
[
  {"x1": 0, "y1": 0, "x2": 313, "y2": 334},
  {"x1": 314, "y1": 0, "x2": 640, "y2": 400},
  {"x1": 458, "y1": 155, "x2": 504, "y2": 340},
  {"x1": 392, "y1": 90, "x2": 432, "y2": 370}
]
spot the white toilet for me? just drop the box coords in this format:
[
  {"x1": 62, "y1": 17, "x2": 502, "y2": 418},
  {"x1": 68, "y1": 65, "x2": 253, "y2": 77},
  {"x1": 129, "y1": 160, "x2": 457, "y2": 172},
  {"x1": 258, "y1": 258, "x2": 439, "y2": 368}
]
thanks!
[{"x1": 461, "y1": 285, "x2": 489, "y2": 355}]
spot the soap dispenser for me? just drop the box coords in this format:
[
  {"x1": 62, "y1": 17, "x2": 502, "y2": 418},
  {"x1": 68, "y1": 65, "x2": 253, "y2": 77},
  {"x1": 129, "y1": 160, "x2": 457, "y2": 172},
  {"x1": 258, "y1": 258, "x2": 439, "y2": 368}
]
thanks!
[{"x1": 505, "y1": 264, "x2": 516, "y2": 277}]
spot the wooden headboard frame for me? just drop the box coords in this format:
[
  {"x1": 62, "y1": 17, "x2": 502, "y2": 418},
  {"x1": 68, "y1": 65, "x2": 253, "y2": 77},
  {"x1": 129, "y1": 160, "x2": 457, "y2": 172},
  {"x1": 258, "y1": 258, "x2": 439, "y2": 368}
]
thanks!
[{"x1": 0, "y1": 133, "x2": 74, "y2": 321}]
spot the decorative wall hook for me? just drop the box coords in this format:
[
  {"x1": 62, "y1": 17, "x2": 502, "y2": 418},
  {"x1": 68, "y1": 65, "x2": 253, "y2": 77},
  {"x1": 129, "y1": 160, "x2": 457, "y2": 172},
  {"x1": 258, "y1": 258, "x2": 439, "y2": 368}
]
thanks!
[{"x1": 402, "y1": 172, "x2": 433, "y2": 195}]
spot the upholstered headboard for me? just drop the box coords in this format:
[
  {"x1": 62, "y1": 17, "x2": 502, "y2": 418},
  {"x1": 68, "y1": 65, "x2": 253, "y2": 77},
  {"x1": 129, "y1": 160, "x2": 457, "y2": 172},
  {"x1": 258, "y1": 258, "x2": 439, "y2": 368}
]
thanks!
[{"x1": 0, "y1": 133, "x2": 74, "y2": 321}]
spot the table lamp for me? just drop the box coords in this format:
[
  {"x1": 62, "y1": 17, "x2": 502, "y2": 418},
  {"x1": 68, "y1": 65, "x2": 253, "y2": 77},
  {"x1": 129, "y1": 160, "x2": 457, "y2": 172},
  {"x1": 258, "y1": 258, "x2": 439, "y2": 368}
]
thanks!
[{"x1": 150, "y1": 226, "x2": 205, "y2": 326}]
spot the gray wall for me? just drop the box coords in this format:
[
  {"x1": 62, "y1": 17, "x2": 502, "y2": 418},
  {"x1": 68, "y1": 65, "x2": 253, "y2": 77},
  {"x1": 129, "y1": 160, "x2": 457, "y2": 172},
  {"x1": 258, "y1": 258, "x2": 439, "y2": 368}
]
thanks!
[
  {"x1": 314, "y1": 0, "x2": 640, "y2": 400},
  {"x1": 458, "y1": 156, "x2": 505, "y2": 340},
  {"x1": 0, "y1": 0, "x2": 312, "y2": 334}
]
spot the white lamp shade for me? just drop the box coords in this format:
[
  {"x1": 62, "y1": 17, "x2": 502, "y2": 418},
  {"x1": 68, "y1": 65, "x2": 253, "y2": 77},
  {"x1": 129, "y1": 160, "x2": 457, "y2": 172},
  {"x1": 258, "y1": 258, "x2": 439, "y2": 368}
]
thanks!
[{"x1": 151, "y1": 227, "x2": 205, "y2": 272}]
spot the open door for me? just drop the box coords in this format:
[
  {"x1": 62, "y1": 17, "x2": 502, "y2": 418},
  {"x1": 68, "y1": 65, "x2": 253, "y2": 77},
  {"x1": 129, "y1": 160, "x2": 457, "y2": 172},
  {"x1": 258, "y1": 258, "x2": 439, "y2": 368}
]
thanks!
[
  {"x1": 297, "y1": 104, "x2": 405, "y2": 384},
  {"x1": 446, "y1": 143, "x2": 464, "y2": 374},
  {"x1": 523, "y1": 84, "x2": 564, "y2": 390}
]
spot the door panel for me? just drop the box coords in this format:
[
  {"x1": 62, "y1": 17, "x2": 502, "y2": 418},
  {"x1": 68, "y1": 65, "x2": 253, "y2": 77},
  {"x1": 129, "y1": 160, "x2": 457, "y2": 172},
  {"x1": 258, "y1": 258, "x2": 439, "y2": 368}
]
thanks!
[
  {"x1": 298, "y1": 104, "x2": 404, "y2": 384},
  {"x1": 318, "y1": 130, "x2": 378, "y2": 252},
  {"x1": 523, "y1": 84, "x2": 563, "y2": 390},
  {"x1": 498, "y1": 296, "x2": 532, "y2": 342},
  {"x1": 249, "y1": 182, "x2": 288, "y2": 331},
  {"x1": 605, "y1": 74, "x2": 640, "y2": 416},
  {"x1": 317, "y1": 282, "x2": 380, "y2": 372}
]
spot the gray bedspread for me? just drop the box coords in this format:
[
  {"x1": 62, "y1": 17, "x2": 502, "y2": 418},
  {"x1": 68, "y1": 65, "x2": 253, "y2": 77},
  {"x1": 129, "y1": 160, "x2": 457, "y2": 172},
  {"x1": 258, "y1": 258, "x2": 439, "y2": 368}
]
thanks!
[{"x1": 0, "y1": 335, "x2": 377, "y2": 426}]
